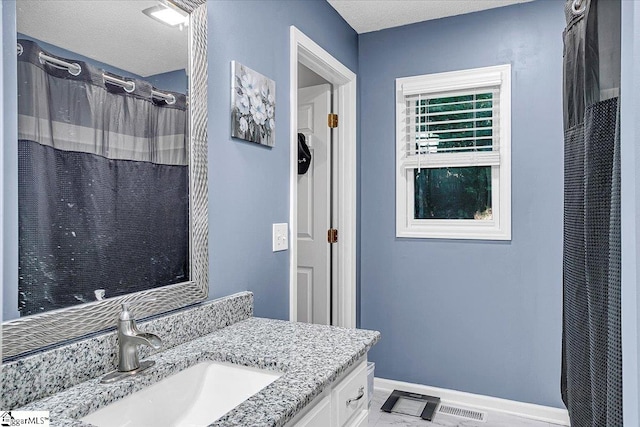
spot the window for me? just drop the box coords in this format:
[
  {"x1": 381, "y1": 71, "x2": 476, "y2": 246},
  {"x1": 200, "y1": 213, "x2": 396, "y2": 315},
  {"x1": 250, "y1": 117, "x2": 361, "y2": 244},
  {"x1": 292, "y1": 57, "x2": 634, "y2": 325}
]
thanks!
[{"x1": 396, "y1": 65, "x2": 511, "y2": 240}]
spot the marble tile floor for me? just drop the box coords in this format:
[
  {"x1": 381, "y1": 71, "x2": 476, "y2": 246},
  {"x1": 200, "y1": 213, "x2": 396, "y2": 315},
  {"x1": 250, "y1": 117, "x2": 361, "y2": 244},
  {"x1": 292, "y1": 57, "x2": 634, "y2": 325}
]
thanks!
[{"x1": 368, "y1": 389, "x2": 566, "y2": 427}]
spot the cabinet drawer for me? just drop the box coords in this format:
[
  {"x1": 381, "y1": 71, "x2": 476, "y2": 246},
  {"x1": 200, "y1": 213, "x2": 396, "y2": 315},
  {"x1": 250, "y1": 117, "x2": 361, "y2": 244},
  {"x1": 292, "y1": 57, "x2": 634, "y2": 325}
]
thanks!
[{"x1": 332, "y1": 361, "x2": 368, "y2": 427}]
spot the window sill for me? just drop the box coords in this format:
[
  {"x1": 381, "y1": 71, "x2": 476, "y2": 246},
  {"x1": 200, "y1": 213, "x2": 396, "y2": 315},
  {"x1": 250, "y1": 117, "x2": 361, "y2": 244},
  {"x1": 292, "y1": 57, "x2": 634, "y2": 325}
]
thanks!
[{"x1": 396, "y1": 225, "x2": 511, "y2": 241}]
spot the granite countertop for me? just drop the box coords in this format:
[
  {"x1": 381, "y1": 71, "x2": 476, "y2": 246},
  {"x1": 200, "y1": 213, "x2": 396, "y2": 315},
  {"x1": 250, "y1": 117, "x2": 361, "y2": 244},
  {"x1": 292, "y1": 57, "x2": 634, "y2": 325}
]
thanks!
[{"x1": 18, "y1": 317, "x2": 380, "y2": 427}]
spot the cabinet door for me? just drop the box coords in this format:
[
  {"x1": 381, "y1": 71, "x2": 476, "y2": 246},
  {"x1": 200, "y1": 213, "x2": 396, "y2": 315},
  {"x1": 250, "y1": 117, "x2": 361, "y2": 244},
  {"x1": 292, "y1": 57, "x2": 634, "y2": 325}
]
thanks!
[
  {"x1": 332, "y1": 361, "x2": 368, "y2": 426},
  {"x1": 295, "y1": 395, "x2": 331, "y2": 427}
]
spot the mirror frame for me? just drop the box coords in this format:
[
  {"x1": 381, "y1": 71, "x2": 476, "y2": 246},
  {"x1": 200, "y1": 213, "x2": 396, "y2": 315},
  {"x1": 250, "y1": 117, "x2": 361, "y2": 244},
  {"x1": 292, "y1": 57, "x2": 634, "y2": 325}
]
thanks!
[{"x1": 3, "y1": 0, "x2": 208, "y2": 359}]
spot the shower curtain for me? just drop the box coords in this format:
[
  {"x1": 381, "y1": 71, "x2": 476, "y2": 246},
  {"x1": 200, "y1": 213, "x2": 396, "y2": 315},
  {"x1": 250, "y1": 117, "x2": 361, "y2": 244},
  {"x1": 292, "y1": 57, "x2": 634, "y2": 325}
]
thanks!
[
  {"x1": 17, "y1": 39, "x2": 189, "y2": 316},
  {"x1": 561, "y1": 0, "x2": 621, "y2": 425}
]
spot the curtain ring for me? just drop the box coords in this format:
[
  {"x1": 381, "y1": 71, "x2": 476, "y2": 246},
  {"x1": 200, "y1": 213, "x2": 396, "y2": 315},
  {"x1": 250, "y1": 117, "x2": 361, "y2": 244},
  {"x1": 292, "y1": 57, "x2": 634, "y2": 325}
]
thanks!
[
  {"x1": 571, "y1": 0, "x2": 586, "y2": 15},
  {"x1": 69, "y1": 63, "x2": 82, "y2": 76},
  {"x1": 124, "y1": 81, "x2": 136, "y2": 93}
]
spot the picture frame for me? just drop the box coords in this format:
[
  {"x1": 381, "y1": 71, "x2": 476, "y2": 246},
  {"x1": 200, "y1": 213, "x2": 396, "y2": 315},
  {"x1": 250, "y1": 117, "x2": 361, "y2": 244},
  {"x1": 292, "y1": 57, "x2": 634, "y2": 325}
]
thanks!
[{"x1": 231, "y1": 61, "x2": 276, "y2": 147}]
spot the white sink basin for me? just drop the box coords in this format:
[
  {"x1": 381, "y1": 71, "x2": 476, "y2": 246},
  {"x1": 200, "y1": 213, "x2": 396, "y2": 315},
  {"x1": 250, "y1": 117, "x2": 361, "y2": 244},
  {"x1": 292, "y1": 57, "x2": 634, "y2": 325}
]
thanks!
[{"x1": 81, "y1": 361, "x2": 282, "y2": 427}]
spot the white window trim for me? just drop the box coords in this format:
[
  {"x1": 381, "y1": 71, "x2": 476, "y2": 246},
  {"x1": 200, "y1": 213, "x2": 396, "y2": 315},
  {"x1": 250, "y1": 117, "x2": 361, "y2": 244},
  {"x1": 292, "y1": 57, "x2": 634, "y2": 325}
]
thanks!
[{"x1": 396, "y1": 64, "x2": 512, "y2": 241}]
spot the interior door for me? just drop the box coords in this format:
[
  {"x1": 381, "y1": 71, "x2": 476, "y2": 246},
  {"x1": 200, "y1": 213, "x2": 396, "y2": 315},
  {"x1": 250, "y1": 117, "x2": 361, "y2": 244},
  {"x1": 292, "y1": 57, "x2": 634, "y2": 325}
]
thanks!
[{"x1": 297, "y1": 84, "x2": 332, "y2": 325}]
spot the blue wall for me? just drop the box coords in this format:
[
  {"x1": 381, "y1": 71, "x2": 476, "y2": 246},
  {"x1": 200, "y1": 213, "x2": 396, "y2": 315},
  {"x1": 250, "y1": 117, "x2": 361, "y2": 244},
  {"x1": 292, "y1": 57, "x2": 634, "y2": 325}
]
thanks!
[
  {"x1": 358, "y1": 1, "x2": 566, "y2": 408},
  {"x1": 146, "y1": 69, "x2": 188, "y2": 95},
  {"x1": 206, "y1": 0, "x2": 358, "y2": 319},
  {"x1": 621, "y1": 1, "x2": 640, "y2": 425}
]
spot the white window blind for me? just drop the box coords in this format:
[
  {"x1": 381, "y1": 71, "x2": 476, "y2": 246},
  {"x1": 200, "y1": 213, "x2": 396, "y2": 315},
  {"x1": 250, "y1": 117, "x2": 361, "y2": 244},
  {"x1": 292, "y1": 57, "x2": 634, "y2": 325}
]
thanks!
[{"x1": 400, "y1": 86, "x2": 501, "y2": 169}]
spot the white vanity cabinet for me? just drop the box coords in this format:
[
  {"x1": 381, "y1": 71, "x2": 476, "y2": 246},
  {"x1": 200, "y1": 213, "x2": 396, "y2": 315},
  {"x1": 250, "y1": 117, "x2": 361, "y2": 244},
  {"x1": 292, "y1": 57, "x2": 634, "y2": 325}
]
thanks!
[
  {"x1": 290, "y1": 359, "x2": 369, "y2": 427},
  {"x1": 294, "y1": 395, "x2": 332, "y2": 427}
]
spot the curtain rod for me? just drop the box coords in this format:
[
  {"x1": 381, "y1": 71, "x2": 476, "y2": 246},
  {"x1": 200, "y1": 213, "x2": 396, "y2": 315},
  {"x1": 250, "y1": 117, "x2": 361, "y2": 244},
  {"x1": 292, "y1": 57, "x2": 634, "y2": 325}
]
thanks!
[{"x1": 18, "y1": 44, "x2": 177, "y2": 105}]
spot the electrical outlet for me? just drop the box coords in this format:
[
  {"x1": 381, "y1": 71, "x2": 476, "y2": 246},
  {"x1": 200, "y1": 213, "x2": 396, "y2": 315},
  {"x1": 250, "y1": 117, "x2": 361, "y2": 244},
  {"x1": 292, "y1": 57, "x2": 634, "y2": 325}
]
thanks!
[{"x1": 273, "y1": 223, "x2": 288, "y2": 252}]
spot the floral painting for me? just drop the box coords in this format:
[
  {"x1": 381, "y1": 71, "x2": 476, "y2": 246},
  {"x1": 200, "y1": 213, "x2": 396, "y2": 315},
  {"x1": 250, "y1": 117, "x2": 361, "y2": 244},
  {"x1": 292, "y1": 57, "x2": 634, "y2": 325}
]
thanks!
[{"x1": 231, "y1": 61, "x2": 276, "y2": 147}]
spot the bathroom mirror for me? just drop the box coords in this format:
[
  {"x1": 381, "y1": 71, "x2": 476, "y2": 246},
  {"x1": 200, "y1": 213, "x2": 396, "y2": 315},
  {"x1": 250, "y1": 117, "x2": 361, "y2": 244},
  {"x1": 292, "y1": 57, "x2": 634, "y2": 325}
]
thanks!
[{"x1": 3, "y1": 0, "x2": 208, "y2": 359}]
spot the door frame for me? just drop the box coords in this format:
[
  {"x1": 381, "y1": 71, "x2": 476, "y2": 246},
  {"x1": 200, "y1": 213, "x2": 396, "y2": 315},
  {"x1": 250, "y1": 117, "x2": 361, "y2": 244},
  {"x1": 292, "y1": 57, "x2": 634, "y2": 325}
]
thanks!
[{"x1": 289, "y1": 26, "x2": 357, "y2": 328}]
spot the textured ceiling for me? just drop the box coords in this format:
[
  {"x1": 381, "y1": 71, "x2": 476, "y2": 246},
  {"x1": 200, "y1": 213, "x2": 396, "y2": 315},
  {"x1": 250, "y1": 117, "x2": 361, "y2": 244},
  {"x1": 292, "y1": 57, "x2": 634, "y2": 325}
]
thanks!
[
  {"x1": 16, "y1": 0, "x2": 188, "y2": 77},
  {"x1": 327, "y1": 0, "x2": 535, "y2": 34}
]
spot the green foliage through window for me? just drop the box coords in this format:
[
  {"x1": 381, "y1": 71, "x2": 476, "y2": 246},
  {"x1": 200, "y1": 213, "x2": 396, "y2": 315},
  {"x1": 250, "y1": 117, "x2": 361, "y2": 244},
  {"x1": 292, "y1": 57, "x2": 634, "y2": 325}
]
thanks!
[{"x1": 414, "y1": 166, "x2": 492, "y2": 220}]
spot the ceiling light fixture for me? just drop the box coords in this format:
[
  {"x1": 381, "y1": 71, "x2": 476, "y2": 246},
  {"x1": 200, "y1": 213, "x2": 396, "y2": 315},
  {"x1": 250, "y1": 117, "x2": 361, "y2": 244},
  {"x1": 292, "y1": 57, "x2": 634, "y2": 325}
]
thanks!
[{"x1": 142, "y1": 2, "x2": 188, "y2": 29}]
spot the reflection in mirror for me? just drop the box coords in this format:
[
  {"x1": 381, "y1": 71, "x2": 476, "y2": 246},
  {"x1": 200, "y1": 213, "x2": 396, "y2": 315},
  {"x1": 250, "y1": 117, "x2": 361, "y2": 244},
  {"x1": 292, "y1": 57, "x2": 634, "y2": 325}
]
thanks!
[
  {"x1": 3, "y1": 0, "x2": 208, "y2": 359},
  {"x1": 15, "y1": 1, "x2": 189, "y2": 317},
  {"x1": 17, "y1": 38, "x2": 190, "y2": 315}
]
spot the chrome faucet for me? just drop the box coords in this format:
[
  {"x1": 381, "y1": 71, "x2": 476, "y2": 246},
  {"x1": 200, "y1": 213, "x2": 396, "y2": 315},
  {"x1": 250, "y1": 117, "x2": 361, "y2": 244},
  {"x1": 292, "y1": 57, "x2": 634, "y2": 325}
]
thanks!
[
  {"x1": 102, "y1": 302, "x2": 162, "y2": 383},
  {"x1": 117, "y1": 302, "x2": 162, "y2": 372}
]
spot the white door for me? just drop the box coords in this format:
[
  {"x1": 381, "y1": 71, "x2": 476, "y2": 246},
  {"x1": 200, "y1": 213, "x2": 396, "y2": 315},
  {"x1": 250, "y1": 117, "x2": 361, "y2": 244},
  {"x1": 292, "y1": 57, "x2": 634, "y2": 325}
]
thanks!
[{"x1": 297, "y1": 84, "x2": 332, "y2": 325}]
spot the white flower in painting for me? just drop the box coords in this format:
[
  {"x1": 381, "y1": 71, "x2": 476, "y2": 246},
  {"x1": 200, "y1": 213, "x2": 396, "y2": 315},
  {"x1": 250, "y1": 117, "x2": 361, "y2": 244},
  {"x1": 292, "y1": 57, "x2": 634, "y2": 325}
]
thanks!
[
  {"x1": 233, "y1": 65, "x2": 276, "y2": 143},
  {"x1": 260, "y1": 83, "x2": 269, "y2": 98},
  {"x1": 251, "y1": 102, "x2": 267, "y2": 125},
  {"x1": 249, "y1": 92, "x2": 262, "y2": 109},
  {"x1": 236, "y1": 93, "x2": 250, "y2": 115},
  {"x1": 239, "y1": 116, "x2": 248, "y2": 133},
  {"x1": 241, "y1": 72, "x2": 259, "y2": 97}
]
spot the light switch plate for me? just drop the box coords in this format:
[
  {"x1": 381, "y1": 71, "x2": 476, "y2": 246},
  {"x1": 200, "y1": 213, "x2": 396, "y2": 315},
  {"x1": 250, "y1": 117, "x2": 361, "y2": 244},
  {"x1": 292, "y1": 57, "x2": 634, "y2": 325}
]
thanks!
[{"x1": 273, "y1": 223, "x2": 288, "y2": 252}]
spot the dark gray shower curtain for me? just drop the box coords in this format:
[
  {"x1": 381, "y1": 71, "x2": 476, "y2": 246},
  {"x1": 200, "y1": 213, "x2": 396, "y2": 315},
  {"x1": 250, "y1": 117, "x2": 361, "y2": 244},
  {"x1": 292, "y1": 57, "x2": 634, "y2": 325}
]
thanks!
[
  {"x1": 561, "y1": 1, "x2": 621, "y2": 425},
  {"x1": 17, "y1": 39, "x2": 189, "y2": 316}
]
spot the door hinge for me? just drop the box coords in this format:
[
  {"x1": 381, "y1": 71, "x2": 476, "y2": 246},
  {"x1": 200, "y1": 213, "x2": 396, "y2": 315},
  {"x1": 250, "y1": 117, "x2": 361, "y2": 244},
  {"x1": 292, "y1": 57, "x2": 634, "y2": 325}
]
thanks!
[
  {"x1": 327, "y1": 228, "x2": 338, "y2": 244},
  {"x1": 328, "y1": 113, "x2": 338, "y2": 128}
]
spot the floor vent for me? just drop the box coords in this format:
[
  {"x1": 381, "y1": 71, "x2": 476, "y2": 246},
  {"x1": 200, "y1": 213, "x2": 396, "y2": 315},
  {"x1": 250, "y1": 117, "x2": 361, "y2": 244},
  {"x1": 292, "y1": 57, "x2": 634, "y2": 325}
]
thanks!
[{"x1": 438, "y1": 404, "x2": 487, "y2": 422}]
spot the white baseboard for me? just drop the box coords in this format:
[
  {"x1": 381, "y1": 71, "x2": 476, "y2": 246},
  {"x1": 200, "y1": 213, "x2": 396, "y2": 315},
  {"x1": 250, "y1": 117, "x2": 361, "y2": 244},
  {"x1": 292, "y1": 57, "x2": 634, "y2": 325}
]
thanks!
[{"x1": 374, "y1": 377, "x2": 570, "y2": 426}]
